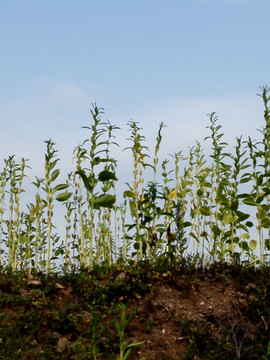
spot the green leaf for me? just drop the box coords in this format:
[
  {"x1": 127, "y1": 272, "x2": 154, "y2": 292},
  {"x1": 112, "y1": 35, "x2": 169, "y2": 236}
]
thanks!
[
  {"x1": 256, "y1": 174, "x2": 264, "y2": 187},
  {"x1": 94, "y1": 194, "x2": 116, "y2": 208},
  {"x1": 262, "y1": 187, "x2": 270, "y2": 195},
  {"x1": 156, "y1": 225, "x2": 166, "y2": 233},
  {"x1": 75, "y1": 170, "x2": 94, "y2": 191},
  {"x1": 189, "y1": 232, "x2": 198, "y2": 241},
  {"x1": 249, "y1": 240, "x2": 257, "y2": 251},
  {"x1": 240, "y1": 176, "x2": 251, "y2": 184},
  {"x1": 93, "y1": 157, "x2": 101, "y2": 165},
  {"x1": 56, "y1": 192, "x2": 73, "y2": 202},
  {"x1": 51, "y1": 169, "x2": 60, "y2": 182},
  {"x1": 235, "y1": 211, "x2": 250, "y2": 223},
  {"x1": 239, "y1": 241, "x2": 249, "y2": 252},
  {"x1": 53, "y1": 183, "x2": 69, "y2": 192},
  {"x1": 124, "y1": 190, "x2": 135, "y2": 198},
  {"x1": 183, "y1": 221, "x2": 192, "y2": 228},
  {"x1": 199, "y1": 206, "x2": 211, "y2": 216},
  {"x1": 50, "y1": 159, "x2": 58, "y2": 171},
  {"x1": 203, "y1": 181, "x2": 212, "y2": 188},
  {"x1": 54, "y1": 247, "x2": 64, "y2": 256},
  {"x1": 211, "y1": 224, "x2": 221, "y2": 236},
  {"x1": 261, "y1": 217, "x2": 270, "y2": 229},
  {"x1": 237, "y1": 223, "x2": 249, "y2": 232},
  {"x1": 223, "y1": 213, "x2": 235, "y2": 225},
  {"x1": 123, "y1": 348, "x2": 132, "y2": 360},
  {"x1": 196, "y1": 189, "x2": 204, "y2": 197},
  {"x1": 126, "y1": 340, "x2": 145, "y2": 349},
  {"x1": 98, "y1": 170, "x2": 118, "y2": 182},
  {"x1": 19, "y1": 236, "x2": 28, "y2": 244},
  {"x1": 256, "y1": 195, "x2": 265, "y2": 204},
  {"x1": 242, "y1": 198, "x2": 258, "y2": 206},
  {"x1": 265, "y1": 239, "x2": 270, "y2": 250},
  {"x1": 162, "y1": 212, "x2": 174, "y2": 218},
  {"x1": 129, "y1": 200, "x2": 136, "y2": 217},
  {"x1": 261, "y1": 204, "x2": 270, "y2": 212},
  {"x1": 231, "y1": 199, "x2": 239, "y2": 211},
  {"x1": 238, "y1": 193, "x2": 252, "y2": 199}
]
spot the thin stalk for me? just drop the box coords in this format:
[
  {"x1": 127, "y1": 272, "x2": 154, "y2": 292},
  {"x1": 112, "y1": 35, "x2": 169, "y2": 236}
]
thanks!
[
  {"x1": 256, "y1": 85, "x2": 270, "y2": 263},
  {"x1": 73, "y1": 145, "x2": 88, "y2": 266},
  {"x1": 32, "y1": 177, "x2": 45, "y2": 271},
  {"x1": 0, "y1": 166, "x2": 8, "y2": 266},
  {"x1": 227, "y1": 136, "x2": 250, "y2": 260},
  {"x1": 205, "y1": 113, "x2": 230, "y2": 261},
  {"x1": 42, "y1": 139, "x2": 69, "y2": 274},
  {"x1": 124, "y1": 121, "x2": 149, "y2": 260},
  {"x1": 193, "y1": 142, "x2": 211, "y2": 258},
  {"x1": 6, "y1": 157, "x2": 28, "y2": 270},
  {"x1": 245, "y1": 137, "x2": 264, "y2": 262}
]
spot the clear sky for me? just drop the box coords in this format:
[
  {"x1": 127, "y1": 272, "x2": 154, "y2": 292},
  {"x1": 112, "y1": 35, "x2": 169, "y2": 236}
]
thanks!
[{"x1": 0, "y1": 0, "x2": 269, "y2": 183}]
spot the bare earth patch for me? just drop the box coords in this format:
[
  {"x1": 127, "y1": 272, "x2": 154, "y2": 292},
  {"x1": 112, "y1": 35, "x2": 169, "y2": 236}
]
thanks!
[{"x1": 0, "y1": 264, "x2": 269, "y2": 359}]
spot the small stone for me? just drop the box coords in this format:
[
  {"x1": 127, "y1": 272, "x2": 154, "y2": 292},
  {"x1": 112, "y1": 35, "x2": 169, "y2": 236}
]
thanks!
[
  {"x1": 116, "y1": 272, "x2": 126, "y2": 281},
  {"x1": 55, "y1": 283, "x2": 65, "y2": 290},
  {"x1": 52, "y1": 332, "x2": 61, "y2": 339},
  {"x1": 28, "y1": 279, "x2": 42, "y2": 286},
  {"x1": 56, "y1": 337, "x2": 70, "y2": 352}
]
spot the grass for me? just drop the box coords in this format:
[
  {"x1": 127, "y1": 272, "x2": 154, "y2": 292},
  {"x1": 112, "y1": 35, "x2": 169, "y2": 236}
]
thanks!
[{"x1": 1, "y1": 87, "x2": 270, "y2": 358}]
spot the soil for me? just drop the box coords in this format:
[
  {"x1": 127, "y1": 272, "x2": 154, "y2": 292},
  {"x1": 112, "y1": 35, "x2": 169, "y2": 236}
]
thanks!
[{"x1": 0, "y1": 261, "x2": 269, "y2": 359}]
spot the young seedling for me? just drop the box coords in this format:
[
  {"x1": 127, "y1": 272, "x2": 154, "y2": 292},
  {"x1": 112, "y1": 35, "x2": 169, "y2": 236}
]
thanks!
[{"x1": 115, "y1": 303, "x2": 145, "y2": 360}]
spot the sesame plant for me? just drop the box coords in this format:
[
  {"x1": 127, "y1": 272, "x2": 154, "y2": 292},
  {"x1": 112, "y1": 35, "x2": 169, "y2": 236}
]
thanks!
[
  {"x1": 0, "y1": 163, "x2": 8, "y2": 266},
  {"x1": 43, "y1": 139, "x2": 73, "y2": 274},
  {"x1": 124, "y1": 120, "x2": 150, "y2": 260},
  {"x1": 74, "y1": 105, "x2": 118, "y2": 267},
  {"x1": 6, "y1": 156, "x2": 29, "y2": 271}
]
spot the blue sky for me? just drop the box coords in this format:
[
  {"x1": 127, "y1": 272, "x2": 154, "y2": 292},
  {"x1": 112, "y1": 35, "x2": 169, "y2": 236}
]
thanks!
[{"x1": 0, "y1": 0, "x2": 269, "y2": 182}]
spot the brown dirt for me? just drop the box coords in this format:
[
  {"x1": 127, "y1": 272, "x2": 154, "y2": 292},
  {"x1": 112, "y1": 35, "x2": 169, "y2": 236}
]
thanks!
[
  {"x1": 127, "y1": 272, "x2": 250, "y2": 359},
  {"x1": 0, "y1": 264, "x2": 269, "y2": 359}
]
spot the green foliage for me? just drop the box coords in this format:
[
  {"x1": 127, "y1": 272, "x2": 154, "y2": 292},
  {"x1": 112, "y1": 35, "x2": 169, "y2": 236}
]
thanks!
[
  {"x1": 1, "y1": 88, "x2": 270, "y2": 273},
  {"x1": 263, "y1": 342, "x2": 270, "y2": 360},
  {"x1": 115, "y1": 303, "x2": 145, "y2": 360}
]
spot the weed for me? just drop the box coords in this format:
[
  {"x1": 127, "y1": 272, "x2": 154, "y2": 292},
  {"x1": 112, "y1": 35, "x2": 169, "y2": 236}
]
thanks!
[
  {"x1": 115, "y1": 303, "x2": 145, "y2": 360},
  {"x1": 263, "y1": 342, "x2": 270, "y2": 360}
]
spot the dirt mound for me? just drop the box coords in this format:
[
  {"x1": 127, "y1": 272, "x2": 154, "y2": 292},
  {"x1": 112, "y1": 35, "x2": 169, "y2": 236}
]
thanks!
[{"x1": 0, "y1": 264, "x2": 269, "y2": 359}]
